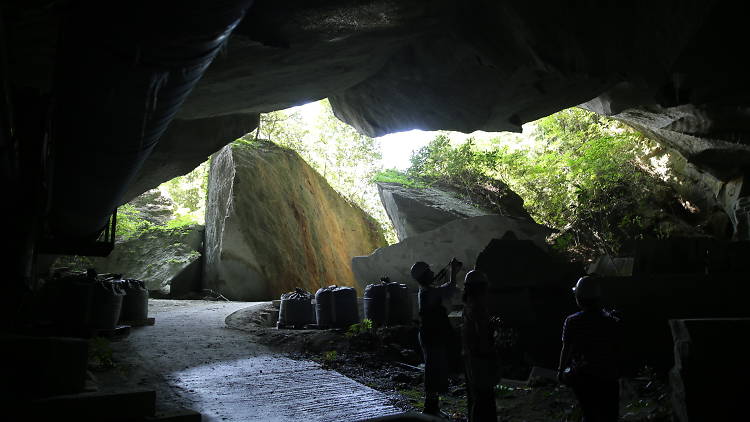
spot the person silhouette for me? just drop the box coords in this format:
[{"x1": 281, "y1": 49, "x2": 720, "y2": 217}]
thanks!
[
  {"x1": 411, "y1": 258, "x2": 462, "y2": 416},
  {"x1": 558, "y1": 276, "x2": 623, "y2": 422},
  {"x1": 462, "y1": 270, "x2": 498, "y2": 422}
]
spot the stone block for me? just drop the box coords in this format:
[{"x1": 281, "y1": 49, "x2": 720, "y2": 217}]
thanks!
[
  {"x1": 145, "y1": 409, "x2": 202, "y2": 421},
  {"x1": 596, "y1": 275, "x2": 750, "y2": 370},
  {"x1": 669, "y1": 318, "x2": 750, "y2": 422},
  {"x1": 0, "y1": 335, "x2": 88, "y2": 400},
  {"x1": 23, "y1": 389, "x2": 156, "y2": 421},
  {"x1": 632, "y1": 238, "x2": 710, "y2": 275},
  {"x1": 352, "y1": 214, "x2": 552, "y2": 292}
]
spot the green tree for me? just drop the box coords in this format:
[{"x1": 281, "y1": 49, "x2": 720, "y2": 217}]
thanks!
[
  {"x1": 256, "y1": 100, "x2": 397, "y2": 243},
  {"x1": 115, "y1": 203, "x2": 153, "y2": 240},
  {"x1": 159, "y1": 160, "x2": 209, "y2": 224},
  {"x1": 386, "y1": 108, "x2": 679, "y2": 261}
]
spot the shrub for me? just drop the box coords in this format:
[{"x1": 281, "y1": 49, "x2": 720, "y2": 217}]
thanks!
[
  {"x1": 401, "y1": 108, "x2": 679, "y2": 261},
  {"x1": 346, "y1": 318, "x2": 373, "y2": 337}
]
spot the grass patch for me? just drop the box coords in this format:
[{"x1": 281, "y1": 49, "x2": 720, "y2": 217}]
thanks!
[
  {"x1": 321, "y1": 350, "x2": 338, "y2": 369},
  {"x1": 372, "y1": 169, "x2": 425, "y2": 188}
]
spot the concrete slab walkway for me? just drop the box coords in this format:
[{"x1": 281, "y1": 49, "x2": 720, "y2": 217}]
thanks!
[{"x1": 111, "y1": 300, "x2": 400, "y2": 422}]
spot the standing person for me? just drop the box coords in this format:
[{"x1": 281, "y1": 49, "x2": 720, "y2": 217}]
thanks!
[
  {"x1": 558, "y1": 276, "x2": 622, "y2": 422},
  {"x1": 411, "y1": 257, "x2": 462, "y2": 416},
  {"x1": 462, "y1": 270, "x2": 498, "y2": 422}
]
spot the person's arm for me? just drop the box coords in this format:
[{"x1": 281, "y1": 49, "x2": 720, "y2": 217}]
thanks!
[
  {"x1": 449, "y1": 258, "x2": 460, "y2": 285},
  {"x1": 477, "y1": 316, "x2": 493, "y2": 355},
  {"x1": 438, "y1": 257, "x2": 462, "y2": 288},
  {"x1": 558, "y1": 317, "x2": 573, "y2": 382},
  {"x1": 558, "y1": 342, "x2": 572, "y2": 372}
]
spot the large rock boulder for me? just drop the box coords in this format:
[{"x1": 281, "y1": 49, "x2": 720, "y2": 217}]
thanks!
[
  {"x1": 377, "y1": 182, "x2": 529, "y2": 241},
  {"x1": 351, "y1": 214, "x2": 553, "y2": 291},
  {"x1": 204, "y1": 140, "x2": 387, "y2": 301},
  {"x1": 91, "y1": 225, "x2": 204, "y2": 297}
]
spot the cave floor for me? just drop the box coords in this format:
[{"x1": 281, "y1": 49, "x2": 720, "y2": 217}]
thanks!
[{"x1": 97, "y1": 299, "x2": 400, "y2": 422}]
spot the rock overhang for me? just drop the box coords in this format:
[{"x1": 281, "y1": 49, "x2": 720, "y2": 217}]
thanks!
[{"x1": 6, "y1": 0, "x2": 750, "y2": 236}]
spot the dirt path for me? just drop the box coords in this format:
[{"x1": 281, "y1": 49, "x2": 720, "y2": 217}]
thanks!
[{"x1": 107, "y1": 300, "x2": 400, "y2": 422}]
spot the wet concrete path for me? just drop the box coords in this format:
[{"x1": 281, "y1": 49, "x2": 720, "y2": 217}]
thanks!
[{"x1": 111, "y1": 300, "x2": 400, "y2": 422}]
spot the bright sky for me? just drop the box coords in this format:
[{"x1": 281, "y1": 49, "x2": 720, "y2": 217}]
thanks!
[
  {"x1": 290, "y1": 100, "x2": 534, "y2": 170},
  {"x1": 377, "y1": 129, "x2": 504, "y2": 170}
]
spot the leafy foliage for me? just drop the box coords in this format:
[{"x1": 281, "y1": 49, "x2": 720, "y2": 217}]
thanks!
[
  {"x1": 115, "y1": 204, "x2": 152, "y2": 240},
  {"x1": 501, "y1": 109, "x2": 678, "y2": 258},
  {"x1": 407, "y1": 134, "x2": 496, "y2": 187},
  {"x1": 403, "y1": 134, "x2": 526, "y2": 214},
  {"x1": 164, "y1": 213, "x2": 200, "y2": 230},
  {"x1": 114, "y1": 160, "x2": 208, "y2": 241},
  {"x1": 115, "y1": 204, "x2": 197, "y2": 242},
  {"x1": 321, "y1": 350, "x2": 339, "y2": 369},
  {"x1": 392, "y1": 108, "x2": 683, "y2": 261},
  {"x1": 346, "y1": 318, "x2": 374, "y2": 337},
  {"x1": 372, "y1": 168, "x2": 424, "y2": 188},
  {"x1": 256, "y1": 100, "x2": 398, "y2": 243},
  {"x1": 159, "y1": 161, "x2": 209, "y2": 224}
]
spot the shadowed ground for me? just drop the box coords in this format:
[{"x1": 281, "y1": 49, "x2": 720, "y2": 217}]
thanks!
[{"x1": 105, "y1": 300, "x2": 400, "y2": 422}]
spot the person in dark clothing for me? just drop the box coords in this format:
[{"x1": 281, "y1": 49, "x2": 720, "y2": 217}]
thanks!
[
  {"x1": 462, "y1": 270, "x2": 498, "y2": 422},
  {"x1": 412, "y1": 258, "x2": 462, "y2": 416},
  {"x1": 558, "y1": 276, "x2": 622, "y2": 422}
]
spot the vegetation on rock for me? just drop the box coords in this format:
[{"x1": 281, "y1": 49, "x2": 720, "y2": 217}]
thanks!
[
  {"x1": 116, "y1": 163, "x2": 208, "y2": 241},
  {"x1": 159, "y1": 161, "x2": 209, "y2": 222},
  {"x1": 115, "y1": 206, "x2": 200, "y2": 242},
  {"x1": 255, "y1": 100, "x2": 398, "y2": 243},
  {"x1": 375, "y1": 108, "x2": 699, "y2": 261}
]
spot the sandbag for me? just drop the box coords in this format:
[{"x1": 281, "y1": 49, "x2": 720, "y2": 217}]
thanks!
[
  {"x1": 278, "y1": 288, "x2": 315, "y2": 328},
  {"x1": 364, "y1": 280, "x2": 411, "y2": 326},
  {"x1": 315, "y1": 285, "x2": 359, "y2": 328},
  {"x1": 120, "y1": 279, "x2": 149, "y2": 322},
  {"x1": 88, "y1": 279, "x2": 125, "y2": 329}
]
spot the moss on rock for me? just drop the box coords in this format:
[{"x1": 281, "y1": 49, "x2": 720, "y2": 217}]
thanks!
[{"x1": 204, "y1": 141, "x2": 386, "y2": 301}]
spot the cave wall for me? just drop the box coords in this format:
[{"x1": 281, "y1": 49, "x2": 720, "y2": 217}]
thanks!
[
  {"x1": 123, "y1": 113, "x2": 260, "y2": 202},
  {"x1": 174, "y1": 0, "x2": 450, "y2": 120},
  {"x1": 158, "y1": 1, "x2": 750, "y2": 223}
]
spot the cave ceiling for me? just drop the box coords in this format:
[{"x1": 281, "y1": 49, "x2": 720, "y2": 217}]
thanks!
[{"x1": 4, "y1": 0, "x2": 750, "y2": 237}]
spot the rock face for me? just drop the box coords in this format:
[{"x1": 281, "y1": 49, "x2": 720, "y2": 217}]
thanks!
[
  {"x1": 377, "y1": 182, "x2": 529, "y2": 241},
  {"x1": 91, "y1": 225, "x2": 204, "y2": 297},
  {"x1": 9, "y1": 2, "x2": 750, "y2": 245},
  {"x1": 153, "y1": 2, "x2": 750, "y2": 204},
  {"x1": 123, "y1": 113, "x2": 260, "y2": 202},
  {"x1": 126, "y1": 189, "x2": 174, "y2": 226},
  {"x1": 351, "y1": 214, "x2": 553, "y2": 291},
  {"x1": 204, "y1": 141, "x2": 387, "y2": 301},
  {"x1": 582, "y1": 102, "x2": 750, "y2": 239}
]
